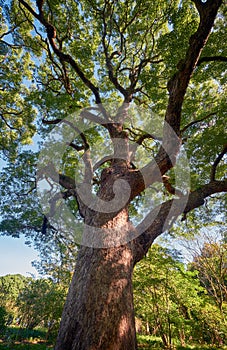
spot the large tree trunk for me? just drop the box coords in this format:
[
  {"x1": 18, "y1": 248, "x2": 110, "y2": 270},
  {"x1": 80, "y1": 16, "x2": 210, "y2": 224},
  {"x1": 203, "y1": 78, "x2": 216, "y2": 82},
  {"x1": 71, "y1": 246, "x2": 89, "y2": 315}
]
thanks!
[{"x1": 55, "y1": 243, "x2": 137, "y2": 350}]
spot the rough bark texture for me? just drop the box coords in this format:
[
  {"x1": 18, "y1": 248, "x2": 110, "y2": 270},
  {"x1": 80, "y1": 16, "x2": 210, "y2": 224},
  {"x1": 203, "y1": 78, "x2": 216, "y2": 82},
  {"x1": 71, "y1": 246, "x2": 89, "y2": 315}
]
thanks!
[
  {"x1": 54, "y1": 176, "x2": 226, "y2": 349},
  {"x1": 54, "y1": 0, "x2": 224, "y2": 347},
  {"x1": 17, "y1": 0, "x2": 225, "y2": 349},
  {"x1": 55, "y1": 243, "x2": 136, "y2": 350}
]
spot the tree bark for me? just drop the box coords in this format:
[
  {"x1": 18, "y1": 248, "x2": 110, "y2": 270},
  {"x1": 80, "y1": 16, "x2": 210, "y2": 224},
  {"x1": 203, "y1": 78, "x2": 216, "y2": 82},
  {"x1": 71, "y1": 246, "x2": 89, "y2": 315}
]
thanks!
[
  {"x1": 21, "y1": 0, "x2": 224, "y2": 348},
  {"x1": 55, "y1": 237, "x2": 137, "y2": 350},
  {"x1": 54, "y1": 179, "x2": 226, "y2": 349}
]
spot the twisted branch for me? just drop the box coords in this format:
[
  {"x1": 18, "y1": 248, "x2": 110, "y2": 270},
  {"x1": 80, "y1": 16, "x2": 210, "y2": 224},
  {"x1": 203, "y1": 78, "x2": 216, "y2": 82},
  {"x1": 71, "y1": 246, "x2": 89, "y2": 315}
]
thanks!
[{"x1": 19, "y1": 0, "x2": 102, "y2": 104}]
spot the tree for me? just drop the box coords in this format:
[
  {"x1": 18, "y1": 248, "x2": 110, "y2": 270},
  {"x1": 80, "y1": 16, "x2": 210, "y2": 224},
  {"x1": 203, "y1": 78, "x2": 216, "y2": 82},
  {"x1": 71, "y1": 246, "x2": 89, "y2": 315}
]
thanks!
[
  {"x1": 134, "y1": 245, "x2": 195, "y2": 348},
  {"x1": 17, "y1": 278, "x2": 67, "y2": 335},
  {"x1": 133, "y1": 244, "x2": 227, "y2": 347},
  {"x1": 189, "y1": 235, "x2": 227, "y2": 313},
  {"x1": 0, "y1": 0, "x2": 226, "y2": 349},
  {"x1": 0, "y1": 274, "x2": 30, "y2": 324}
]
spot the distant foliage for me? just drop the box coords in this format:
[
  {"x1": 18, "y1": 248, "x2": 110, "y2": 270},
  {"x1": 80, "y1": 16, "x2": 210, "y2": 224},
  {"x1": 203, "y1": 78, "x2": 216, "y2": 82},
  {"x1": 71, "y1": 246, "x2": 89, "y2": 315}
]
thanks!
[
  {"x1": 0, "y1": 306, "x2": 7, "y2": 335},
  {"x1": 133, "y1": 244, "x2": 227, "y2": 348}
]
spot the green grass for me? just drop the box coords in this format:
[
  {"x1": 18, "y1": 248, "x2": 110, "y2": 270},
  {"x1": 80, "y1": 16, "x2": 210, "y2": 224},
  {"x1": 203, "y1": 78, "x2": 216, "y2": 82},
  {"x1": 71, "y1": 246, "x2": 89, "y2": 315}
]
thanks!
[
  {"x1": 137, "y1": 335, "x2": 227, "y2": 350},
  {"x1": 0, "y1": 344, "x2": 53, "y2": 350},
  {"x1": 2, "y1": 327, "x2": 47, "y2": 342},
  {"x1": 137, "y1": 335, "x2": 163, "y2": 349},
  {"x1": 0, "y1": 327, "x2": 53, "y2": 350},
  {"x1": 1, "y1": 331, "x2": 227, "y2": 350}
]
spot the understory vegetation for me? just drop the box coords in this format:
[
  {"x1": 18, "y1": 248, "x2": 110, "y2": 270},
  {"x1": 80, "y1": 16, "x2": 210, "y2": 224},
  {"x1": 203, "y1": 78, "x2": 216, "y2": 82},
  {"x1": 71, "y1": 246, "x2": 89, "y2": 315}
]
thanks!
[{"x1": 1, "y1": 235, "x2": 226, "y2": 349}]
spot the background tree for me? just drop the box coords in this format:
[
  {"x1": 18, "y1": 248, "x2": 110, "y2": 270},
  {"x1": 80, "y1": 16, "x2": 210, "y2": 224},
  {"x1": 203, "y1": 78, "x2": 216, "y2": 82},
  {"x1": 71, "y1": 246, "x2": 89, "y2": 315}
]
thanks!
[
  {"x1": 0, "y1": 274, "x2": 30, "y2": 325},
  {"x1": 0, "y1": 0, "x2": 226, "y2": 349},
  {"x1": 17, "y1": 277, "x2": 67, "y2": 337},
  {"x1": 187, "y1": 233, "x2": 227, "y2": 314},
  {"x1": 133, "y1": 243, "x2": 227, "y2": 347}
]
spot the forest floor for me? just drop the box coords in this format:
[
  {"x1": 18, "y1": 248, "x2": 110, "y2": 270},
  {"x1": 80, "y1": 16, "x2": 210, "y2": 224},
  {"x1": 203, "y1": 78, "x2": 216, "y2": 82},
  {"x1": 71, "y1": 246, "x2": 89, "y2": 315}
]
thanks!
[
  {"x1": 137, "y1": 335, "x2": 227, "y2": 350},
  {"x1": 1, "y1": 333, "x2": 227, "y2": 349}
]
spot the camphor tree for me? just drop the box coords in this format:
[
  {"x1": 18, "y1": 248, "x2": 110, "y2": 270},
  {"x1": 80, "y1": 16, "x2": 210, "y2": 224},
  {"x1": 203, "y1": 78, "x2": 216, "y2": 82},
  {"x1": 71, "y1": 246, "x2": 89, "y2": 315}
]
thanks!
[{"x1": 0, "y1": 0, "x2": 227, "y2": 349}]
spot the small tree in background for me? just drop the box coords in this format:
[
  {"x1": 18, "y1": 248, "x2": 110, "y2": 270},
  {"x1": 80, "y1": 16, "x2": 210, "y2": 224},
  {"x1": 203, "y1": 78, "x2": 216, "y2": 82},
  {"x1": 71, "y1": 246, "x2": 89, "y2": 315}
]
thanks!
[
  {"x1": 191, "y1": 239, "x2": 227, "y2": 313},
  {"x1": 17, "y1": 278, "x2": 67, "y2": 337},
  {"x1": 0, "y1": 274, "x2": 30, "y2": 326}
]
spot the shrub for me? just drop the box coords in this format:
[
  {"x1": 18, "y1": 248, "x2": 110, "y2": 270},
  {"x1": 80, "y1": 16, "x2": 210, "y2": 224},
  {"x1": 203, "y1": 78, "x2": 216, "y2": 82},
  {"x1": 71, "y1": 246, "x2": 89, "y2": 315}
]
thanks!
[{"x1": 0, "y1": 306, "x2": 8, "y2": 335}]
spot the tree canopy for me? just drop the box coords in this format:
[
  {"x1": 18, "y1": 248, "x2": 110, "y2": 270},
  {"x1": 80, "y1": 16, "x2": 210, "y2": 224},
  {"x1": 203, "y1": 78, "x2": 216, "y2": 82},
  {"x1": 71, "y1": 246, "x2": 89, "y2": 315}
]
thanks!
[
  {"x1": 0, "y1": 0, "x2": 226, "y2": 247},
  {"x1": 0, "y1": 0, "x2": 226, "y2": 348}
]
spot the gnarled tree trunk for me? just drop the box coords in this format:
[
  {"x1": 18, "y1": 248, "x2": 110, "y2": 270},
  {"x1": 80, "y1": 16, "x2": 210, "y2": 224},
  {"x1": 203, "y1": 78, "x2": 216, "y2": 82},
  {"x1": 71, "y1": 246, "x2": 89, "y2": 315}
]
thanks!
[{"x1": 55, "y1": 243, "x2": 137, "y2": 350}]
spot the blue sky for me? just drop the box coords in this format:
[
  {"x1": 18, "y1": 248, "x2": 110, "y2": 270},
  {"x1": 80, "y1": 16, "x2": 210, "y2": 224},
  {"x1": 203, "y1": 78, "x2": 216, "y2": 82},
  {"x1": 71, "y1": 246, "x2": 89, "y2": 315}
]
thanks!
[
  {"x1": 0, "y1": 160, "x2": 39, "y2": 277},
  {"x1": 0, "y1": 235, "x2": 39, "y2": 277}
]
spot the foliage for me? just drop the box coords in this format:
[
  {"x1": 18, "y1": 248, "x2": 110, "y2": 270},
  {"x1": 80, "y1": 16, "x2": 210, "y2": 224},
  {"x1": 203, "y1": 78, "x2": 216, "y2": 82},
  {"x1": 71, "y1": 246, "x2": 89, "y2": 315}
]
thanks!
[
  {"x1": 0, "y1": 151, "x2": 43, "y2": 238},
  {"x1": 0, "y1": 0, "x2": 226, "y2": 243},
  {"x1": 1, "y1": 326, "x2": 47, "y2": 343},
  {"x1": 0, "y1": 307, "x2": 8, "y2": 335},
  {"x1": 188, "y1": 235, "x2": 227, "y2": 313},
  {"x1": 17, "y1": 278, "x2": 67, "y2": 336},
  {"x1": 0, "y1": 6, "x2": 36, "y2": 160},
  {"x1": 0, "y1": 273, "x2": 68, "y2": 339},
  {"x1": 0, "y1": 274, "x2": 29, "y2": 305},
  {"x1": 0, "y1": 0, "x2": 226, "y2": 347},
  {"x1": 137, "y1": 334, "x2": 227, "y2": 349},
  {"x1": 0, "y1": 274, "x2": 30, "y2": 325},
  {"x1": 133, "y1": 244, "x2": 227, "y2": 348},
  {"x1": 0, "y1": 344, "x2": 53, "y2": 350}
]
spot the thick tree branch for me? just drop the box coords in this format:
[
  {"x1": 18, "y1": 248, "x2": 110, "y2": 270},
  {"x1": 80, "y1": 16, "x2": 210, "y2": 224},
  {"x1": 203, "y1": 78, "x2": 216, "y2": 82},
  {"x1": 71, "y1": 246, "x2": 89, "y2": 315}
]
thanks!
[
  {"x1": 68, "y1": 142, "x2": 84, "y2": 152},
  {"x1": 166, "y1": 0, "x2": 222, "y2": 133},
  {"x1": 100, "y1": 3, "x2": 127, "y2": 99},
  {"x1": 37, "y1": 162, "x2": 87, "y2": 218},
  {"x1": 162, "y1": 175, "x2": 183, "y2": 197},
  {"x1": 43, "y1": 117, "x2": 91, "y2": 153},
  {"x1": 42, "y1": 117, "x2": 63, "y2": 125},
  {"x1": 102, "y1": 37, "x2": 128, "y2": 100},
  {"x1": 183, "y1": 180, "x2": 227, "y2": 214},
  {"x1": 181, "y1": 112, "x2": 216, "y2": 133},
  {"x1": 82, "y1": 150, "x2": 93, "y2": 185},
  {"x1": 197, "y1": 55, "x2": 227, "y2": 66},
  {"x1": 19, "y1": 0, "x2": 102, "y2": 104},
  {"x1": 133, "y1": 179, "x2": 227, "y2": 263},
  {"x1": 80, "y1": 109, "x2": 108, "y2": 126},
  {"x1": 38, "y1": 162, "x2": 76, "y2": 191},
  {"x1": 131, "y1": 0, "x2": 223, "y2": 197}
]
